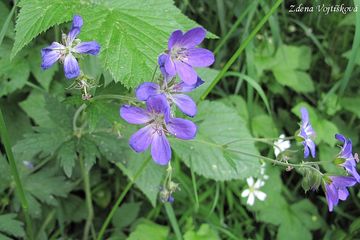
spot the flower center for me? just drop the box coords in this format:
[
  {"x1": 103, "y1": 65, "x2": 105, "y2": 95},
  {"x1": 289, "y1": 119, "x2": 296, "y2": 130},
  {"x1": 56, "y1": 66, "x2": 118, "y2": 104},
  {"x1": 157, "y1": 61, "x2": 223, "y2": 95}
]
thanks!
[{"x1": 170, "y1": 47, "x2": 187, "y2": 61}]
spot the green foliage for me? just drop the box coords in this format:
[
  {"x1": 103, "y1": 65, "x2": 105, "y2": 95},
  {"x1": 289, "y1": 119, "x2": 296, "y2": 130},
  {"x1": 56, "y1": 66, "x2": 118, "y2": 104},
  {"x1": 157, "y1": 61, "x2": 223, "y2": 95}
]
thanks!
[
  {"x1": 171, "y1": 101, "x2": 261, "y2": 181},
  {"x1": 0, "y1": 214, "x2": 25, "y2": 239},
  {"x1": 127, "y1": 219, "x2": 169, "y2": 240},
  {"x1": 12, "y1": 0, "x2": 212, "y2": 88},
  {"x1": 183, "y1": 224, "x2": 219, "y2": 240}
]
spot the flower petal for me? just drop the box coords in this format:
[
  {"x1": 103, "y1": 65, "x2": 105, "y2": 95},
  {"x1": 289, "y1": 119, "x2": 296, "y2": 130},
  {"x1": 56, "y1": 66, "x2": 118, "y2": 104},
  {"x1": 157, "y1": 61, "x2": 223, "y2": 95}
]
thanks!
[
  {"x1": 166, "y1": 117, "x2": 197, "y2": 140},
  {"x1": 325, "y1": 183, "x2": 338, "y2": 212},
  {"x1": 74, "y1": 41, "x2": 100, "y2": 55},
  {"x1": 151, "y1": 131, "x2": 171, "y2": 165},
  {"x1": 67, "y1": 15, "x2": 83, "y2": 44},
  {"x1": 129, "y1": 125, "x2": 153, "y2": 152},
  {"x1": 246, "y1": 177, "x2": 254, "y2": 186},
  {"x1": 146, "y1": 94, "x2": 170, "y2": 122},
  {"x1": 306, "y1": 139, "x2": 316, "y2": 158},
  {"x1": 254, "y1": 190, "x2": 267, "y2": 201},
  {"x1": 168, "y1": 30, "x2": 183, "y2": 49},
  {"x1": 178, "y1": 27, "x2": 206, "y2": 48},
  {"x1": 173, "y1": 77, "x2": 204, "y2": 93},
  {"x1": 63, "y1": 54, "x2": 80, "y2": 79},
  {"x1": 185, "y1": 48, "x2": 215, "y2": 67},
  {"x1": 300, "y1": 107, "x2": 309, "y2": 125},
  {"x1": 164, "y1": 54, "x2": 176, "y2": 76},
  {"x1": 136, "y1": 82, "x2": 160, "y2": 101},
  {"x1": 335, "y1": 133, "x2": 346, "y2": 143},
  {"x1": 331, "y1": 176, "x2": 357, "y2": 188},
  {"x1": 247, "y1": 193, "x2": 255, "y2": 206},
  {"x1": 120, "y1": 105, "x2": 151, "y2": 124},
  {"x1": 174, "y1": 60, "x2": 198, "y2": 85},
  {"x1": 41, "y1": 42, "x2": 64, "y2": 69},
  {"x1": 172, "y1": 94, "x2": 197, "y2": 117},
  {"x1": 338, "y1": 188, "x2": 349, "y2": 201},
  {"x1": 158, "y1": 54, "x2": 171, "y2": 81},
  {"x1": 241, "y1": 189, "x2": 250, "y2": 197}
]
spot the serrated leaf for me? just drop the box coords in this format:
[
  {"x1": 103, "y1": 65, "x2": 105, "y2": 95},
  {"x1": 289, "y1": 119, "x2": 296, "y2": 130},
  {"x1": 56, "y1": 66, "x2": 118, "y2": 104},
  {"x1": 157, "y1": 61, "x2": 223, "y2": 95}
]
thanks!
[
  {"x1": 171, "y1": 101, "x2": 260, "y2": 181},
  {"x1": 57, "y1": 140, "x2": 77, "y2": 177},
  {"x1": 0, "y1": 214, "x2": 25, "y2": 238},
  {"x1": 13, "y1": 0, "x2": 212, "y2": 88}
]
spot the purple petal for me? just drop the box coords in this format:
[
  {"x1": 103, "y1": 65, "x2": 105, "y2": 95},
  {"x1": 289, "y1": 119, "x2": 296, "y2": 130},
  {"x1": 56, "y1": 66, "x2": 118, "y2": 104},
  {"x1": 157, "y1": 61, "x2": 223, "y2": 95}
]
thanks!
[
  {"x1": 129, "y1": 125, "x2": 153, "y2": 152},
  {"x1": 41, "y1": 42, "x2": 64, "y2": 69},
  {"x1": 174, "y1": 78, "x2": 204, "y2": 93},
  {"x1": 135, "y1": 82, "x2": 160, "y2": 101},
  {"x1": 185, "y1": 48, "x2": 215, "y2": 67},
  {"x1": 166, "y1": 118, "x2": 197, "y2": 140},
  {"x1": 164, "y1": 54, "x2": 176, "y2": 76},
  {"x1": 335, "y1": 133, "x2": 346, "y2": 143},
  {"x1": 331, "y1": 176, "x2": 357, "y2": 188},
  {"x1": 172, "y1": 94, "x2": 197, "y2": 117},
  {"x1": 303, "y1": 141, "x2": 310, "y2": 158},
  {"x1": 151, "y1": 131, "x2": 171, "y2": 165},
  {"x1": 63, "y1": 54, "x2": 80, "y2": 79},
  {"x1": 178, "y1": 27, "x2": 206, "y2": 48},
  {"x1": 342, "y1": 163, "x2": 360, "y2": 182},
  {"x1": 174, "y1": 60, "x2": 198, "y2": 85},
  {"x1": 67, "y1": 15, "x2": 83, "y2": 44},
  {"x1": 325, "y1": 183, "x2": 338, "y2": 212},
  {"x1": 307, "y1": 139, "x2": 316, "y2": 158},
  {"x1": 168, "y1": 30, "x2": 183, "y2": 49},
  {"x1": 120, "y1": 105, "x2": 151, "y2": 124},
  {"x1": 300, "y1": 107, "x2": 309, "y2": 125},
  {"x1": 146, "y1": 94, "x2": 170, "y2": 122},
  {"x1": 338, "y1": 188, "x2": 349, "y2": 201},
  {"x1": 74, "y1": 41, "x2": 100, "y2": 55}
]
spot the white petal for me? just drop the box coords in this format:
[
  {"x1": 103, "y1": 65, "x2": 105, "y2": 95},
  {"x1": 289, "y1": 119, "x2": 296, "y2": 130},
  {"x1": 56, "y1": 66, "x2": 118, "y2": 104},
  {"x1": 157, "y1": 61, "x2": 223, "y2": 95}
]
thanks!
[
  {"x1": 254, "y1": 190, "x2": 267, "y2": 201},
  {"x1": 246, "y1": 177, "x2": 254, "y2": 186},
  {"x1": 247, "y1": 193, "x2": 255, "y2": 206},
  {"x1": 254, "y1": 179, "x2": 264, "y2": 189},
  {"x1": 241, "y1": 189, "x2": 250, "y2": 197}
]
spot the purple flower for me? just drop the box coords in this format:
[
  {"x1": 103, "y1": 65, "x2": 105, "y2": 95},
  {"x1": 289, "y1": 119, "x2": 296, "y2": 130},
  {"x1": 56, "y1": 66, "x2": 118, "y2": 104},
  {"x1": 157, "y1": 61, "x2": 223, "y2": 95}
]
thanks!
[
  {"x1": 41, "y1": 15, "x2": 100, "y2": 79},
  {"x1": 335, "y1": 134, "x2": 360, "y2": 182},
  {"x1": 324, "y1": 176, "x2": 357, "y2": 212},
  {"x1": 298, "y1": 107, "x2": 316, "y2": 158},
  {"x1": 163, "y1": 27, "x2": 214, "y2": 85},
  {"x1": 120, "y1": 94, "x2": 197, "y2": 165},
  {"x1": 135, "y1": 55, "x2": 204, "y2": 117}
]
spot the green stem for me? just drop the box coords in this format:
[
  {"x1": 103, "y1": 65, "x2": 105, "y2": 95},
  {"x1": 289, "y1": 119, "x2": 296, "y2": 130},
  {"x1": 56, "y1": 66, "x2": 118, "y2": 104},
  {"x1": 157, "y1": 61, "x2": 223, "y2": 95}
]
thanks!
[
  {"x1": 91, "y1": 94, "x2": 138, "y2": 102},
  {"x1": 200, "y1": 0, "x2": 283, "y2": 100},
  {"x1": 0, "y1": 109, "x2": 34, "y2": 240},
  {"x1": 165, "y1": 203, "x2": 183, "y2": 240},
  {"x1": 79, "y1": 153, "x2": 94, "y2": 240},
  {"x1": 73, "y1": 104, "x2": 87, "y2": 132},
  {"x1": 227, "y1": 148, "x2": 323, "y2": 176},
  {"x1": 96, "y1": 158, "x2": 151, "y2": 240}
]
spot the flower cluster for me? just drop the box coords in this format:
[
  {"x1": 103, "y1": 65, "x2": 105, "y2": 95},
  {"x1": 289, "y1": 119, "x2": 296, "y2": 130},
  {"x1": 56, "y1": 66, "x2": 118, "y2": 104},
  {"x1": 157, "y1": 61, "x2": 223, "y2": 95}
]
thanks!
[
  {"x1": 120, "y1": 27, "x2": 214, "y2": 165},
  {"x1": 41, "y1": 15, "x2": 100, "y2": 79},
  {"x1": 324, "y1": 134, "x2": 360, "y2": 212}
]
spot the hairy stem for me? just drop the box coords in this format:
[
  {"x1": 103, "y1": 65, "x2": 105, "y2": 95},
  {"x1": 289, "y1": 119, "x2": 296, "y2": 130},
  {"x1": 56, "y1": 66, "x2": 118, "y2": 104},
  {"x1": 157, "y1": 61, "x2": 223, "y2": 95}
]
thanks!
[
  {"x1": 96, "y1": 157, "x2": 151, "y2": 240},
  {"x1": 0, "y1": 109, "x2": 34, "y2": 240}
]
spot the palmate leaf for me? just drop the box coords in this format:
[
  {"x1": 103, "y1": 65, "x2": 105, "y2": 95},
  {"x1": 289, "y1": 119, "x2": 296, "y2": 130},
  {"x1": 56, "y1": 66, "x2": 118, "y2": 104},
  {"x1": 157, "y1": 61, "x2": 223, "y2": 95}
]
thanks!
[
  {"x1": 0, "y1": 214, "x2": 25, "y2": 239},
  {"x1": 12, "y1": 0, "x2": 212, "y2": 88},
  {"x1": 171, "y1": 101, "x2": 261, "y2": 181}
]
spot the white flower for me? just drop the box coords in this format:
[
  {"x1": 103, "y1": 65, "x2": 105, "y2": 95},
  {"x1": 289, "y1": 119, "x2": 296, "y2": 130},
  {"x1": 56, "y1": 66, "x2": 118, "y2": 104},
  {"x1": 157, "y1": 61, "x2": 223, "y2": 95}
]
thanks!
[
  {"x1": 260, "y1": 162, "x2": 269, "y2": 181},
  {"x1": 274, "y1": 134, "x2": 291, "y2": 157},
  {"x1": 241, "y1": 177, "x2": 267, "y2": 206}
]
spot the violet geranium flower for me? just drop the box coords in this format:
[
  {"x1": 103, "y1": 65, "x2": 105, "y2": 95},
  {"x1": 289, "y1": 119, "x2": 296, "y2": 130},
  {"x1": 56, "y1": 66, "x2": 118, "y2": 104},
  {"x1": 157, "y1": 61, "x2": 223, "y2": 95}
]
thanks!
[
  {"x1": 324, "y1": 176, "x2": 357, "y2": 212},
  {"x1": 335, "y1": 134, "x2": 360, "y2": 182},
  {"x1": 120, "y1": 94, "x2": 197, "y2": 165},
  {"x1": 135, "y1": 55, "x2": 204, "y2": 117},
  {"x1": 298, "y1": 107, "x2": 316, "y2": 158},
  {"x1": 163, "y1": 27, "x2": 214, "y2": 85},
  {"x1": 41, "y1": 15, "x2": 100, "y2": 79}
]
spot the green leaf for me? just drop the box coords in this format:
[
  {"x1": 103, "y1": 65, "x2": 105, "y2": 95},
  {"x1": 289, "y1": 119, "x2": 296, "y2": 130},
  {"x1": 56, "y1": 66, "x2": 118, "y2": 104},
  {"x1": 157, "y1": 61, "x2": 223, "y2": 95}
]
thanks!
[
  {"x1": 127, "y1": 219, "x2": 169, "y2": 240},
  {"x1": 188, "y1": 68, "x2": 219, "y2": 103},
  {"x1": 252, "y1": 114, "x2": 278, "y2": 138},
  {"x1": 112, "y1": 202, "x2": 141, "y2": 229},
  {"x1": 0, "y1": 214, "x2": 25, "y2": 238},
  {"x1": 171, "y1": 101, "x2": 261, "y2": 181},
  {"x1": 340, "y1": 96, "x2": 360, "y2": 118},
  {"x1": 12, "y1": 0, "x2": 211, "y2": 88},
  {"x1": 272, "y1": 68, "x2": 314, "y2": 93},
  {"x1": 57, "y1": 140, "x2": 77, "y2": 177},
  {"x1": 183, "y1": 224, "x2": 220, "y2": 240}
]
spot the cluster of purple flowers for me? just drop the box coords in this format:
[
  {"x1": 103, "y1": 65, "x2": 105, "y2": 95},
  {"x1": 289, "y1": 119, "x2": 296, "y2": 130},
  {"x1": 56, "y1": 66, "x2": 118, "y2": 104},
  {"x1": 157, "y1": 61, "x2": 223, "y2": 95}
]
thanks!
[
  {"x1": 297, "y1": 108, "x2": 360, "y2": 211},
  {"x1": 120, "y1": 27, "x2": 214, "y2": 166},
  {"x1": 41, "y1": 15, "x2": 100, "y2": 79}
]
